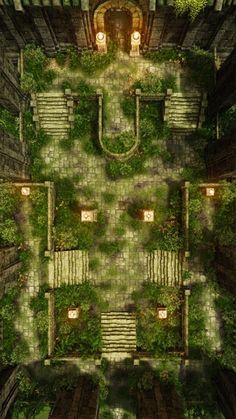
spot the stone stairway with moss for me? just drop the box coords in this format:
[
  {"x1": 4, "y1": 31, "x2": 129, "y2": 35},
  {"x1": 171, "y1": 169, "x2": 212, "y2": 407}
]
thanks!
[
  {"x1": 48, "y1": 250, "x2": 89, "y2": 288},
  {"x1": 166, "y1": 92, "x2": 207, "y2": 134},
  {"x1": 147, "y1": 250, "x2": 183, "y2": 286},
  {"x1": 31, "y1": 92, "x2": 73, "y2": 139},
  {"x1": 101, "y1": 312, "x2": 137, "y2": 360}
]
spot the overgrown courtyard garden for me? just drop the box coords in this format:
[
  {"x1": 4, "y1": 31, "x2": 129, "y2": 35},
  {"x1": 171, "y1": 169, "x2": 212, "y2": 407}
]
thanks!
[{"x1": 1, "y1": 43, "x2": 236, "y2": 418}]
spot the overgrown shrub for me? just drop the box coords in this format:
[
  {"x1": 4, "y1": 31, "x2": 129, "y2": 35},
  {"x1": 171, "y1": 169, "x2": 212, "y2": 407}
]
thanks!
[
  {"x1": 99, "y1": 240, "x2": 125, "y2": 255},
  {"x1": 68, "y1": 43, "x2": 117, "y2": 75},
  {"x1": 0, "y1": 287, "x2": 29, "y2": 364},
  {"x1": 0, "y1": 185, "x2": 22, "y2": 246},
  {"x1": 146, "y1": 221, "x2": 183, "y2": 251},
  {"x1": 22, "y1": 44, "x2": 56, "y2": 93},
  {"x1": 132, "y1": 74, "x2": 177, "y2": 95},
  {"x1": 134, "y1": 284, "x2": 182, "y2": 354},
  {"x1": 220, "y1": 105, "x2": 236, "y2": 137},
  {"x1": 214, "y1": 183, "x2": 236, "y2": 246},
  {"x1": 53, "y1": 283, "x2": 103, "y2": 357},
  {"x1": 144, "y1": 48, "x2": 186, "y2": 64},
  {"x1": 29, "y1": 188, "x2": 48, "y2": 245},
  {"x1": 173, "y1": 0, "x2": 208, "y2": 20},
  {"x1": 30, "y1": 286, "x2": 48, "y2": 357},
  {"x1": 105, "y1": 155, "x2": 144, "y2": 180},
  {"x1": 0, "y1": 106, "x2": 19, "y2": 137},
  {"x1": 102, "y1": 131, "x2": 136, "y2": 154},
  {"x1": 185, "y1": 48, "x2": 215, "y2": 92},
  {"x1": 55, "y1": 51, "x2": 67, "y2": 67}
]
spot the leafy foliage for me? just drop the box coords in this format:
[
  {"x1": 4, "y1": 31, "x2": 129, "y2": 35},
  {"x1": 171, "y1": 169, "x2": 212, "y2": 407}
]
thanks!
[
  {"x1": 105, "y1": 155, "x2": 144, "y2": 180},
  {"x1": 0, "y1": 106, "x2": 19, "y2": 137},
  {"x1": 189, "y1": 283, "x2": 211, "y2": 357},
  {"x1": 132, "y1": 74, "x2": 177, "y2": 94},
  {"x1": 185, "y1": 48, "x2": 215, "y2": 92},
  {"x1": 0, "y1": 185, "x2": 22, "y2": 246},
  {"x1": 173, "y1": 0, "x2": 208, "y2": 20},
  {"x1": 220, "y1": 105, "x2": 236, "y2": 137},
  {"x1": 0, "y1": 287, "x2": 29, "y2": 364},
  {"x1": 68, "y1": 42, "x2": 117, "y2": 75},
  {"x1": 29, "y1": 188, "x2": 48, "y2": 245},
  {"x1": 144, "y1": 48, "x2": 186, "y2": 64},
  {"x1": 214, "y1": 183, "x2": 236, "y2": 246},
  {"x1": 30, "y1": 285, "x2": 48, "y2": 357},
  {"x1": 102, "y1": 131, "x2": 136, "y2": 154},
  {"x1": 99, "y1": 240, "x2": 125, "y2": 255},
  {"x1": 22, "y1": 44, "x2": 56, "y2": 93},
  {"x1": 23, "y1": 110, "x2": 51, "y2": 180},
  {"x1": 54, "y1": 283, "x2": 103, "y2": 357},
  {"x1": 146, "y1": 221, "x2": 184, "y2": 251},
  {"x1": 134, "y1": 284, "x2": 182, "y2": 354}
]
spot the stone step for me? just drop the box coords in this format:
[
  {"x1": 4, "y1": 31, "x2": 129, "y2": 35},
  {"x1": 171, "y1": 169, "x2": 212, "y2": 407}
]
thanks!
[
  {"x1": 38, "y1": 110, "x2": 69, "y2": 115},
  {"x1": 37, "y1": 92, "x2": 65, "y2": 97}
]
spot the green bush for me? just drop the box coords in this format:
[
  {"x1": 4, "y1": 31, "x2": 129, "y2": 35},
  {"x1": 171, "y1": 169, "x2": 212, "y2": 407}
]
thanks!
[
  {"x1": 189, "y1": 284, "x2": 211, "y2": 357},
  {"x1": 173, "y1": 0, "x2": 208, "y2": 20},
  {"x1": 134, "y1": 284, "x2": 182, "y2": 354},
  {"x1": 29, "y1": 188, "x2": 48, "y2": 243},
  {"x1": 220, "y1": 105, "x2": 236, "y2": 137},
  {"x1": 53, "y1": 283, "x2": 102, "y2": 357},
  {"x1": 185, "y1": 48, "x2": 214, "y2": 92},
  {"x1": 102, "y1": 131, "x2": 136, "y2": 154},
  {"x1": 105, "y1": 155, "x2": 144, "y2": 180},
  {"x1": 22, "y1": 44, "x2": 56, "y2": 93},
  {"x1": 68, "y1": 43, "x2": 117, "y2": 75},
  {"x1": 121, "y1": 96, "x2": 136, "y2": 119},
  {"x1": 0, "y1": 288, "x2": 29, "y2": 364},
  {"x1": 0, "y1": 106, "x2": 19, "y2": 137},
  {"x1": 144, "y1": 48, "x2": 186, "y2": 64},
  {"x1": 146, "y1": 221, "x2": 183, "y2": 251},
  {"x1": 99, "y1": 240, "x2": 125, "y2": 255},
  {"x1": 0, "y1": 185, "x2": 21, "y2": 246},
  {"x1": 30, "y1": 286, "x2": 49, "y2": 357},
  {"x1": 102, "y1": 192, "x2": 116, "y2": 204},
  {"x1": 55, "y1": 51, "x2": 67, "y2": 67},
  {"x1": 132, "y1": 74, "x2": 177, "y2": 95},
  {"x1": 214, "y1": 183, "x2": 236, "y2": 246}
]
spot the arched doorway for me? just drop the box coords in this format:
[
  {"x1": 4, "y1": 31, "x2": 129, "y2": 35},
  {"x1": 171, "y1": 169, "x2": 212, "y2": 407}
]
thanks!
[
  {"x1": 104, "y1": 8, "x2": 132, "y2": 51},
  {"x1": 94, "y1": 0, "x2": 143, "y2": 46}
]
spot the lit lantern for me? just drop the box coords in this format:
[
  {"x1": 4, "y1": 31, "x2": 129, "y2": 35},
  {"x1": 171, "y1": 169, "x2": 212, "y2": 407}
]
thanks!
[
  {"x1": 206, "y1": 187, "x2": 215, "y2": 197},
  {"x1": 68, "y1": 308, "x2": 80, "y2": 319},
  {"x1": 81, "y1": 209, "x2": 97, "y2": 222},
  {"x1": 96, "y1": 32, "x2": 107, "y2": 53},
  {"x1": 157, "y1": 307, "x2": 168, "y2": 320},
  {"x1": 21, "y1": 187, "x2": 31, "y2": 196},
  {"x1": 139, "y1": 209, "x2": 154, "y2": 223},
  {"x1": 130, "y1": 31, "x2": 141, "y2": 57}
]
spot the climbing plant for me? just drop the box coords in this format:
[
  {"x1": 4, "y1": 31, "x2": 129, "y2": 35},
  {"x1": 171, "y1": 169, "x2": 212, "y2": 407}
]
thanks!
[
  {"x1": 173, "y1": 0, "x2": 208, "y2": 20},
  {"x1": 0, "y1": 185, "x2": 22, "y2": 247},
  {"x1": 0, "y1": 106, "x2": 19, "y2": 137}
]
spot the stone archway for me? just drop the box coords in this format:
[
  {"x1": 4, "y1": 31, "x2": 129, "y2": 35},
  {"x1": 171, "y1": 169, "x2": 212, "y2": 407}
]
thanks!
[{"x1": 93, "y1": 0, "x2": 143, "y2": 34}]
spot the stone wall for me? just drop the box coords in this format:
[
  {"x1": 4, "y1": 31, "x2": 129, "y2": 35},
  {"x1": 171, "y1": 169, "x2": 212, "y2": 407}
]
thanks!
[
  {"x1": 0, "y1": 4, "x2": 235, "y2": 57},
  {"x1": 0, "y1": 129, "x2": 28, "y2": 179},
  {"x1": 0, "y1": 365, "x2": 20, "y2": 419},
  {"x1": 0, "y1": 247, "x2": 21, "y2": 298}
]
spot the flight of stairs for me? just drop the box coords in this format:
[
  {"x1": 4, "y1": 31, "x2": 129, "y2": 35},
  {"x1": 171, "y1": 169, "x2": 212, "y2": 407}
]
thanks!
[
  {"x1": 31, "y1": 92, "x2": 73, "y2": 139},
  {"x1": 48, "y1": 250, "x2": 89, "y2": 288},
  {"x1": 147, "y1": 250, "x2": 183, "y2": 286},
  {"x1": 166, "y1": 92, "x2": 207, "y2": 135},
  {"x1": 101, "y1": 312, "x2": 137, "y2": 360}
]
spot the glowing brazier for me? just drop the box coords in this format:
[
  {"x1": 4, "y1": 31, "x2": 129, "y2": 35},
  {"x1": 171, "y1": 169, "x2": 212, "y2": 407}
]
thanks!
[
  {"x1": 81, "y1": 209, "x2": 97, "y2": 222},
  {"x1": 68, "y1": 308, "x2": 80, "y2": 320},
  {"x1": 205, "y1": 187, "x2": 215, "y2": 197},
  {"x1": 139, "y1": 209, "x2": 154, "y2": 223},
  {"x1": 157, "y1": 307, "x2": 168, "y2": 320}
]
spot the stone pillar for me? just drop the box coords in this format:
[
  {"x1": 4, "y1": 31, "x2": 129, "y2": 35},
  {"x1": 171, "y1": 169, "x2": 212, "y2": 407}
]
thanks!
[
  {"x1": 30, "y1": 8, "x2": 59, "y2": 56},
  {"x1": 0, "y1": 49, "x2": 25, "y2": 113},
  {"x1": 208, "y1": 46, "x2": 236, "y2": 116},
  {"x1": 183, "y1": 289, "x2": 191, "y2": 358},
  {"x1": 45, "y1": 291, "x2": 55, "y2": 358}
]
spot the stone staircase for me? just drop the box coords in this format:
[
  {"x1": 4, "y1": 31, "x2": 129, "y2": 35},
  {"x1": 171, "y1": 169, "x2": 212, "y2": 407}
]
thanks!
[
  {"x1": 147, "y1": 250, "x2": 183, "y2": 286},
  {"x1": 101, "y1": 312, "x2": 137, "y2": 360},
  {"x1": 166, "y1": 92, "x2": 207, "y2": 135},
  {"x1": 31, "y1": 92, "x2": 73, "y2": 139},
  {"x1": 48, "y1": 250, "x2": 89, "y2": 288}
]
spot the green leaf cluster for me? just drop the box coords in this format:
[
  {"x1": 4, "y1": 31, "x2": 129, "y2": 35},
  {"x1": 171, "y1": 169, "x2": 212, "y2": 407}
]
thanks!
[
  {"x1": 0, "y1": 185, "x2": 22, "y2": 246},
  {"x1": 0, "y1": 106, "x2": 19, "y2": 137},
  {"x1": 22, "y1": 44, "x2": 56, "y2": 93}
]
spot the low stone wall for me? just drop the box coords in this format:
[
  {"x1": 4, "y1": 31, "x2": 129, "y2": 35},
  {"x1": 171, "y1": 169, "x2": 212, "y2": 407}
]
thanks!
[{"x1": 0, "y1": 247, "x2": 21, "y2": 298}]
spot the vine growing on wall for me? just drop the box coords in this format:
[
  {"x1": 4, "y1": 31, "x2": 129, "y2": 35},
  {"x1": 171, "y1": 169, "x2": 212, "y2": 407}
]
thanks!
[{"x1": 174, "y1": 0, "x2": 208, "y2": 20}]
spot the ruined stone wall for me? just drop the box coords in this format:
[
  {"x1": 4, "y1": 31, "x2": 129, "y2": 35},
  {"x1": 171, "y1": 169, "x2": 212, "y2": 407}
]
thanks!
[
  {"x1": 0, "y1": 247, "x2": 21, "y2": 298},
  {"x1": 0, "y1": 4, "x2": 235, "y2": 57},
  {"x1": 0, "y1": 129, "x2": 28, "y2": 179}
]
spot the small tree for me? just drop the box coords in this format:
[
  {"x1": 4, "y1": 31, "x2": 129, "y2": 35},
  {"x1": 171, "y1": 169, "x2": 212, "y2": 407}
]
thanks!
[{"x1": 174, "y1": 0, "x2": 208, "y2": 20}]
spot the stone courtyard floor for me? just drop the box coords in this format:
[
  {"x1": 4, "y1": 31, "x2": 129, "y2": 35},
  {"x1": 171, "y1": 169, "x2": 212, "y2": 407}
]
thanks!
[{"x1": 16, "y1": 50, "x2": 223, "y2": 417}]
